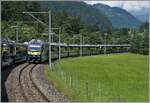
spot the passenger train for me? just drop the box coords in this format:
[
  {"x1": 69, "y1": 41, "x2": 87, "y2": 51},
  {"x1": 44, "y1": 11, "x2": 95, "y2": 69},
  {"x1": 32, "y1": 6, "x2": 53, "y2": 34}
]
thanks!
[
  {"x1": 1, "y1": 38, "x2": 131, "y2": 67},
  {"x1": 26, "y1": 39, "x2": 131, "y2": 62},
  {"x1": 1, "y1": 37, "x2": 27, "y2": 68}
]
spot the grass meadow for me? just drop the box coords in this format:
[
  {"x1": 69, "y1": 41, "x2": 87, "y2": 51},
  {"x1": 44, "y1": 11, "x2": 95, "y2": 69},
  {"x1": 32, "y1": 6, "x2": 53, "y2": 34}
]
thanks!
[{"x1": 45, "y1": 53, "x2": 149, "y2": 102}]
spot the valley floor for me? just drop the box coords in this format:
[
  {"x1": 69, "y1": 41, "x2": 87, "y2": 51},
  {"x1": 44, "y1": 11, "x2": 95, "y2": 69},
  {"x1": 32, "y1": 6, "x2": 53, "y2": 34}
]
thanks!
[{"x1": 45, "y1": 53, "x2": 149, "y2": 102}]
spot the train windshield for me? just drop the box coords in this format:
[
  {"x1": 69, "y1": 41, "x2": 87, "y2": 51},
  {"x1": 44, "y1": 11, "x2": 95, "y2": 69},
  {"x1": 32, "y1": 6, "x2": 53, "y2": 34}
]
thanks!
[{"x1": 28, "y1": 47, "x2": 41, "y2": 51}]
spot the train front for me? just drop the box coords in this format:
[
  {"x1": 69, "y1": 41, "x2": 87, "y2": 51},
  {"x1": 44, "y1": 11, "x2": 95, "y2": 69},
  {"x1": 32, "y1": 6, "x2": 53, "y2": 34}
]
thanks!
[{"x1": 27, "y1": 39, "x2": 43, "y2": 62}]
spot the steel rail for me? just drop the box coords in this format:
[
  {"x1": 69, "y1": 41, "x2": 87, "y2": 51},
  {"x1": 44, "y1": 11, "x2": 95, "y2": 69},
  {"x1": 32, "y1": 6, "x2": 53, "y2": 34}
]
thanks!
[
  {"x1": 29, "y1": 64, "x2": 50, "y2": 101},
  {"x1": 18, "y1": 63, "x2": 30, "y2": 101}
]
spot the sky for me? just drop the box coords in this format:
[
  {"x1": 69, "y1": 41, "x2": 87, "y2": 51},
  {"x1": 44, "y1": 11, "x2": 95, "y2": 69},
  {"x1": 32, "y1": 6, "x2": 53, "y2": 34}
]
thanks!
[{"x1": 84, "y1": 1, "x2": 149, "y2": 21}]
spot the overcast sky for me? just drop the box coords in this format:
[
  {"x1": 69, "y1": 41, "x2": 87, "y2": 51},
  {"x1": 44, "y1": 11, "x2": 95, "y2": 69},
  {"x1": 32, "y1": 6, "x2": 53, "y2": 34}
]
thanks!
[{"x1": 84, "y1": 1, "x2": 149, "y2": 12}]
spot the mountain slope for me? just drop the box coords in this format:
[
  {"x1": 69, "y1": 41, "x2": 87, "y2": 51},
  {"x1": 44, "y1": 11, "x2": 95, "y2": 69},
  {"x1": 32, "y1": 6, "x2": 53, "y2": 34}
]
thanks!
[
  {"x1": 93, "y1": 3, "x2": 142, "y2": 28},
  {"x1": 40, "y1": 1, "x2": 112, "y2": 30},
  {"x1": 129, "y1": 8, "x2": 149, "y2": 22}
]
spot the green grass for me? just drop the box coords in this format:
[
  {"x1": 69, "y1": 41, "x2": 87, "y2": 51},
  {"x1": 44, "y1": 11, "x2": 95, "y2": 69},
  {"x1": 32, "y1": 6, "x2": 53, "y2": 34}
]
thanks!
[{"x1": 45, "y1": 53, "x2": 149, "y2": 102}]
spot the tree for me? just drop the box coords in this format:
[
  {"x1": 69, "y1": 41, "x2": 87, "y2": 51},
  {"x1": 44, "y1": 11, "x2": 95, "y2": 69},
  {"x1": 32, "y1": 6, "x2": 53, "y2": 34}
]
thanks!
[
  {"x1": 2, "y1": 1, "x2": 41, "y2": 21},
  {"x1": 131, "y1": 21, "x2": 149, "y2": 55}
]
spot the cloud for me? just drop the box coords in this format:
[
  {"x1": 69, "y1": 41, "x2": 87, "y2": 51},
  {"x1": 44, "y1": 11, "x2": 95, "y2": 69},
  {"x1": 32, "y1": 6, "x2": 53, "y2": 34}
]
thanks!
[
  {"x1": 85, "y1": 1, "x2": 124, "y2": 7},
  {"x1": 122, "y1": 1, "x2": 149, "y2": 11}
]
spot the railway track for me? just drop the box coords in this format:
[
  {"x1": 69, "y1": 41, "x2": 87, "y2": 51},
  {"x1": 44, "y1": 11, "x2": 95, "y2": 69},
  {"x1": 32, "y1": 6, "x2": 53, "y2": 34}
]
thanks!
[
  {"x1": 6, "y1": 63, "x2": 50, "y2": 102},
  {"x1": 19, "y1": 63, "x2": 50, "y2": 102}
]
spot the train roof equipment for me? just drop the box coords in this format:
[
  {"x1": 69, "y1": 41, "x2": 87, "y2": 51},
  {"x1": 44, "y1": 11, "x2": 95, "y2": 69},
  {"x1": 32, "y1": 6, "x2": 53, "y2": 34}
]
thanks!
[{"x1": 28, "y1": 39, "x2": 45, "y2": 46}]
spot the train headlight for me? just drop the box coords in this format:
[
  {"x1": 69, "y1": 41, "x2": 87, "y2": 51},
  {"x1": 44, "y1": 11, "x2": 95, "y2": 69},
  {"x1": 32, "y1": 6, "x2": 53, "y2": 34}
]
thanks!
[
  {"x1": 28, "y1": 51, "x2": 31, "y2": 55},
  {"x1": 28, "y1": 51, "x2": 40, "y2": 55},
  {"x1": 35, "y1": 52, "x2": 40, "y2": 55}
]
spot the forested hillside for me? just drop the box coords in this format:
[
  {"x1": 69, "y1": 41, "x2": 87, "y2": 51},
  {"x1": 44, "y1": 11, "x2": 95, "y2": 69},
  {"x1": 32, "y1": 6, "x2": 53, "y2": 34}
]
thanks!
[
  {"x1": 2, "y1": 1, "x2": 112, "y2": 31},
  {"x1": 40, "y1": 1, "x2": 113, "y2": 30},
  {"x1": 1, "y1": 1, "x2": 149, "y2": 55}
]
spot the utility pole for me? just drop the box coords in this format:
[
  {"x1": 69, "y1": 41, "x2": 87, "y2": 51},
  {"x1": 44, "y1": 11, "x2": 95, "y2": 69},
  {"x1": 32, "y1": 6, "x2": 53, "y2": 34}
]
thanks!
[
  {"x1": 59, "y1": 27, "x2": 61, "y2": 62},
  {"x1": 11, "y1": 22, "x2": 19, "y2": 42},
  {"x1": 11, "y1": 22, "x2": 20, "y2": 56},
  {"x1": 51, "y1": 33, "x2": 54, "y2": 43},
  {"x1": 51, "y1": 34, "x2": 53, "y2": 43},
  {"x1": 48, "y1": 10, "x2": 52, "y2": 69},
  {"x1": 22, "y1": 11, "x2": 52, "y2": 69},
  {"x1": 104, "y1": 33, "x2": 107, "y2": 54},
  {"x1": 15, "y1": 23, "x2": 19, "y2": 56},
  {"x1": 16, "y1": 23, "x2": 19, "y2": 42},
  {"x1": 80, "y1": 34, "x2": 82, "y2": 56},
  {"x1": 51, "y1": 27, "x2": 61, "y2": 62}
]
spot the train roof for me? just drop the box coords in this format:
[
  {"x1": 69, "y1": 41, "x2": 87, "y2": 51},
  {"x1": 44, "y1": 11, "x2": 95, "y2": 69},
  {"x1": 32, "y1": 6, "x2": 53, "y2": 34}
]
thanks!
[
  {"x1": 1, "y1": 37, "x2": 15, "y2": 44},
  {"x1": 47, "y1": 42, "x2": 131, "y2": 47},
  {"x1": 28, "y1": 39, "x2": 45, "y2": 45},
  {"x1": 1, "y1": 37, "x2": 27, "y2": 47}
]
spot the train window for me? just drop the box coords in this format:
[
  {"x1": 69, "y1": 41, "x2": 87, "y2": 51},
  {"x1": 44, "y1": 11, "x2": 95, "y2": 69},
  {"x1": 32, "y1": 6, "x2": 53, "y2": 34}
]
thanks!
[{"x1": 28, "y1": 47, "x2": 41, "y2": 51}]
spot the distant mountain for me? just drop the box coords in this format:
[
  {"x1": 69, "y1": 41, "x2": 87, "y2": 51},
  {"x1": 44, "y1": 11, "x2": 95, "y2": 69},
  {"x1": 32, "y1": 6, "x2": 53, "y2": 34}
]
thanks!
[
  {"x1": 128, "y1": 8, "x2": 149, "y2": 22},
  {"x1": 40, "y1": 1, "x2": 112, "y2": 30},
  {"x1": 93, "y1": 3, "x2": 142, "y2": 28}
]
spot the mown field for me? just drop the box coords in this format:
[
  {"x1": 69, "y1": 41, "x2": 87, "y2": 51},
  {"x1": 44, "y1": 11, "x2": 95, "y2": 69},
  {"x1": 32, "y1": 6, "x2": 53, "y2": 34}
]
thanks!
[{"x1": 45, "y1": 53, "x2": 149, "y2": 102}]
